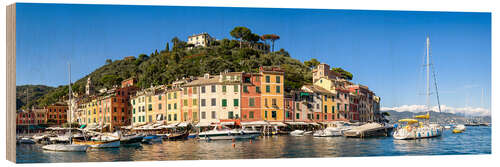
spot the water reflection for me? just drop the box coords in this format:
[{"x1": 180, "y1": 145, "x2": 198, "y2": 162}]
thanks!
[{"x1": 17, "y1": 126, "x2": 491, "y2": 163}]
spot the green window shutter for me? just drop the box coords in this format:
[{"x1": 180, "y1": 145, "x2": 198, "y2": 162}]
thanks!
[
  {"x1": 222, "y1": 99, "x2": 227, "y2": 107},
  {"x1": 222, "y1": 85, "x2": 227, "y2": 92},
  {"x1": 276, "y1": 86, "x2": 281, "y2": 93},
  {"x1": 234, "y1": 85, "x2": 238, "y2": 92},
  {"x1": 256, "y1": 86, "x2": 261, "y2": 93},
  {"x1": 266, "y1": 76, "x2": 270, "y2": 83},
  {"x1": 266, "y1": 85, "x2": 270, "y2": 93},
  {"x1": 249, "y1": 98, "x2": 255, "y2": 107},
  {"x1": 234, "y1": 99, "x2": 239, "y2": 107}
]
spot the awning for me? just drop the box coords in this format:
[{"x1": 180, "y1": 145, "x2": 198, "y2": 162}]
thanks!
[
  {"x1": 309, "y1": 122, "x2": 320, "y2": 126},
  {"x1": 196, "y1": 122, "x2": 213, "y2": 127},
  {"x1": 241, "y1": 121, "x2": 270, "y2": 126},
  {"x1": 221, "y1": 122, "x2": 235, "y2": 126},
  {"x1": 80, "y1": 125, "x2": 86, "y2": 129},
  {"x1": 270, "y1": 122, "x2": 287, "y2": 127},
  {"x1": 177, "y1": 122, "x2": 190, "y2": 127},
  {"x1": 286, "y1": 122, "x2": 308, "y2": 126}
]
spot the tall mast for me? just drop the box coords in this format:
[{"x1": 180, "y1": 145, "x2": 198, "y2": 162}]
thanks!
[
  {"x1": 68, "y1": 63, "x2": 72, "y2": 139},
  {"x1": 426, "y1": 36, "x2": 430, "y2": 112}
]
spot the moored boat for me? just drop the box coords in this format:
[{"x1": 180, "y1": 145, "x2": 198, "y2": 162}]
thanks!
[
  {"x1": 452, "y1": 124, "x2": 466, "y2": 133},
  {"x1": 73, "y1": 138, "x2": 121, "y2": 148},
  {"x1": 42, "y1": 144, "x2": 89, "y2": 152},
  {"x1": 290, "y1": 130, "x2": 305, "y2": 136},
  {"x1": 198, "y1": 125, "x2": 260, "y2": 140},
  {"x1": 393, "y1": 119, "x2": 442, "y2": 140}
]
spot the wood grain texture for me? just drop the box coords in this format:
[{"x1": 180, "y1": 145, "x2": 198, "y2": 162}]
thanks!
[{"x1": 6, "y1": 3, "x2": 17, "y2": 163}]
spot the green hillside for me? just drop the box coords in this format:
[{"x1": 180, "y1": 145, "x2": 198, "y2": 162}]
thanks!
[
  {"x1": 16, "y1": 85, "x2": 54, "y2": 110},
  {"x1": 29, "y1": 27, "x2": 353, "y2": 108}
]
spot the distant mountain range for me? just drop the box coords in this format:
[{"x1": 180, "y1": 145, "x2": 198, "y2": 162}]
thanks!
[{"x1": 382, "y1": 110, "x2": 491, "y2": 124}]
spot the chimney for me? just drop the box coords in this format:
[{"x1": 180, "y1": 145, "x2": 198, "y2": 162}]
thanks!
[{"x1": 204, "y1": 73, "x2": 210, "y2": 79}]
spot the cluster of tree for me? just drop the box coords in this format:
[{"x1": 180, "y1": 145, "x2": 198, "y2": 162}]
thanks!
[
  {"x1": 26, "y1": 26, "x2": 353, "y2": 108},
  {"x1": 15, "y1": 85, "x2": 54, "y2": 110}
]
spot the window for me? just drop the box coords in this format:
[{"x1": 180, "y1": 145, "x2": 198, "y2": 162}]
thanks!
[
  {"x1": 174, "y1": 103, "x2": 177, "y2": 109},
  {"x1": 183, "y1": 112, "x2": 188, "y2": 121},
  {"x1": 249, "y1": 111, "x2": 254, "y2": 119},
  {"x1": 324, "y1": 105, "x2": 328, "y2": 113},
  {"x1": 296, "y1": 113, "x2": 300, "y2": 119},
  {"x1": 193, "y1": 87, "x2": 197, "y2": 94},
  {"x1": 201, "y1": 99, "x2": 206, "y2": 107},
  {"x1": 174, "y1": 92, "x2": 177, "y2": 99},
  {"x1": 211, "y1": 98, "x2": 216, "y2": 106},
  {"x1": 265, "y1": 111, "x2": 268, "y2": 118},
  {"x1": 211, "y1": 85, "x2": 216, "y2": 92},
  {"x1": 201, "y1": 86, "x2": 206, "y2": 93},
  {"x1": 184, "y1": 89, "x2": 188, "y2": 95},
  {"x1": 228, "y1": 111, "x2": 234, "y2": 119},
  {"x1": 201, "y1": 112, "x2": 206, "y2": 119},
  {"x1": 337, "y1": 103, "x2": 340, "y2": 111},
  {"x1": 159, "y1": 95, "x2": 162, "y2": 100},
  {"x1": 272, "y1": 99, "x2": 277, "y2": 106},
  {"x1": 222, "y1": 85, "x2": 227, "y2": 92},
  {"x1": 114, "y1": 116, "x2": 117, "y2": 121},
  {"x1": 234, "y1": 99, "x2": 239, "y2": 107},
  {"x1": 168, "y1": 104, "x2": 171, "y2": 110},
  {"x1": 344, "y1": 94, "x2": 347, "y2": 99},
  {"x1": 243, "y1": 86, "x2": 248, "y2": 93},
  {"x1": 345, "y1": 104, "x2": 348, "y2": 111},
  {"x1": 184, "y1": 99, "x2": 188, "y2": 106},
  {"x1": 193, "y1": 99, "x2": 197, "y2": 105},
  {"x1": 332, "y1": 106, "x2": 335, "y2": 113},
  {"x1": 265, "y1": 99, "x2": 268, "y2": 106},
  {"x1": 121, "y1": 108, "x2": 124, "y2": 112},
  {"x1": 222, "y1": 99, "x2": 227, "y2": 107},
  {"x1": 234, "y1": 85, "x2": 238, "y2": 92},
  {"x1": 174, "y1": 114, "x2": 177, "y2": 121},
  {"x1": 148, "y1": 104, "x2": 152, "y2": 111},
  {"x1": 256, "y1": 86, "x2": 261, "y2": 93},
  {"x1": 149, "y1": 115, "x2": 152, "y2": 122},
  {"x1": 193, "y1": 112, "x2": 198, "y2": 120},
  {"x1": 148, "y1": 97, "x2": 152, "y2": 102},
  {"x1": 276, "y1": 86, "x2": 281, "y2": 93},
  {"x1": 211, "y1": 111, "x2": 216, "y2": 119},
  {"x1": 276, "y1": 76, "x2": 281, "y2": 83},
  {"x1": 271, "y1": 111, "x2": 277, "y2": 118},
  {"x1": 249, "y1": 98, "x2": 255, "y2": 107},
  {"x1": 316, "y1": 114, "x2": 320, "y2": 120},
  {"x1": 168, "y1": 114, "x2": 171, "y2": 121},
  {"x1": 168, "y1": 93, "x2": 171, "y2": 99},
  {"x1": 266, "y1": 85, "x2": 270, "y2": 93},
  {"x1": 133, "y1": 117, "x2": 136, "y2": 123},
  {"x1": 324, "y1": 115, "x2": 327, "y2": 120},
  {"x1": 132, "y1": 100, "x2": 135, "y2": 105},
  {"x1": 158, "y1": 104, "x2": 162, "y2": 110},
  {"x1": 266, "y1": 76, "x2": 270, "y2": 83}
]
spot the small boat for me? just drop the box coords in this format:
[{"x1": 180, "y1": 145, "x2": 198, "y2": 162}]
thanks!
[
  {"x1": 187, "y1": 133, "x2": 198, "y2": 139},
  {"x1": 444, "y1": 125, "x2": 451, "y2": 129},
  {"x1": 163, "y1": 131, "x2": 190, "y2": 141},
  {"x1": 313, "y1": 127, "x2": 343, "y2": 137},
  {"x1": 304, "y1": 131, "x2": 314, "y2": 135},
  {"x1": 17, "y1": 137, "x2": 36, "y2": 144},
  {"x1": 120, "y1": 134, "x2": 144, "y2": 144},
  {"x1": 290, "y1": 130, "x2": 305, "y2": 136},
  {"x1": 42, "y1": 144, "x2": 89, "y2": 152},
  {"x1": 393, "y1": 119, "x2": 442, "y2": 140},
  {"x1": 73, "y1": 138, "x2": 121, "y2": 148},
  {"x1": 142, "y1": 135, "x2": 163, "y2": 144},
  {"x1": 452, "y1": 124, "x2": 466, "y2": 133},
  {"x1": 198, "y1": 125, "x2": 260, "y2": 140}
]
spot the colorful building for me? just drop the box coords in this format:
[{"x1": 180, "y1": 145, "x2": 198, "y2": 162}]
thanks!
[
  {"x1": 241, "y1": 72, "x2": 262, "y2": 122},
  {"x1": 259, "y1": 66, "x2": 285, "y2": 122},
  {"x1": 166, "y1": 88, "x2": 182, "y2": 124},
  {"x1": 46, "y1": 102, "x2": 68, "y2": 125}
]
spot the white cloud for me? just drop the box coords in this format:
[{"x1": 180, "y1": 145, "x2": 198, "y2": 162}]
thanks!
[{"x1": 381, "y1": 104, "x2": 491, "y2": 116}]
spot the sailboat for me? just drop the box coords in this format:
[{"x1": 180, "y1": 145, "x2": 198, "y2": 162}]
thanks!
[
  {"x1": 18, "y1": 88, "x2": 36, "y2": 144},
  {"x1": 42, "y1": 63, "x2": 89, "y2": 152},
  {"x1": 393, "y1": 36, "x2": 444, "y2": 140}
]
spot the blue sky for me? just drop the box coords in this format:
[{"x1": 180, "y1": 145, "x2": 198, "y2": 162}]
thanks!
[{"x1": 16, "y1": 3, "x2": 491, "y2": 113}]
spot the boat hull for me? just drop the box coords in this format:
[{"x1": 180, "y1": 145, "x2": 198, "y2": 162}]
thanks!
[
  {"x1": 42, "y1": 144, "x2": 89, "y2": 152},
  {"x1": 198, "y1": 133, "x2": 260, "y2": 140},
  {"x1": 393, "y1": 127, "x2": 442, "y2": 140},
  {"x1": 73, "y1": 139, "x2": 121, "y2": 148}
]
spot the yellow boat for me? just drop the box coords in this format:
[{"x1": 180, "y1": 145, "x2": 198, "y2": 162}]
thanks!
[{"x1": 452, "y1": 129, "x2": 464, "y2": 133}]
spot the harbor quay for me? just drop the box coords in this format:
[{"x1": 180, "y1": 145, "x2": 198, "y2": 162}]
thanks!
[{"x1": 16, "y1": 64, "x2": 383, "y2": 134}]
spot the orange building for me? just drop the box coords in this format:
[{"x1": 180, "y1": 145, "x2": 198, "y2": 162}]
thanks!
[{"x1": 45, "y1": 102, "x2": 68, "y2": 125}]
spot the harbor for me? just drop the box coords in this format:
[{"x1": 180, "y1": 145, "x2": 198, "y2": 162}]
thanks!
[{"x1": 16, "y1": 126, "x2": 491, "y2": 163}]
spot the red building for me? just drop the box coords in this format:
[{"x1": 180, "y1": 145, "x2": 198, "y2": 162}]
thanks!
[
  {"x1": 46, "y1": 102, "x2": 68, "y2": 125},
  {"x1": 240, "y1": 73, "x2": 262, "y2": 122}
]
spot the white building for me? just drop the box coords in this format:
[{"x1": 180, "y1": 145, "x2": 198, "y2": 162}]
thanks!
[{"x1": 187, "y1": 33, "x2": 215, "y2": 47}]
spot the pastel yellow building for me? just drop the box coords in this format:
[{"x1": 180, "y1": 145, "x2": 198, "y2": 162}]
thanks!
[
  {"x1": 166, "y1": 88, "x2": 182, "y2": 124},
  {"x1": 259, "y1": 66, "x2": 285, "y2": 122}
]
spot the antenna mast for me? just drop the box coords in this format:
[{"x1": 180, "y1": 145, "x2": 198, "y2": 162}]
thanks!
[{"x1": 426, "y1": 36, "x2": 430, "y2": 112}]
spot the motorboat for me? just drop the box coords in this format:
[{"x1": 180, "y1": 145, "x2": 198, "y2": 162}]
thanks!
[
  {"x1": 444, "y1": 125, "x2": 451, "y2": 129},
  {"x1": 73, "y1": 138, "x2": 121, "y2": 148},
  {"x1": 17, "y1": 137, "x2": 35, "y2": 144},
  {"x1": 120, "y1": 134, "x2": 144, "y2": 144},
  {"x1": 290, "y1": 130, "x2": 305, "y2": 136},
  {"x1": 313, "y1": 127, "x2": 343, "y2": 137},
  {"x1": 452, "y1": 124, "x2": 466, "y2": 133},
  {"x1": 198, "y1": 125, "x2": 260, "y2": 140}
]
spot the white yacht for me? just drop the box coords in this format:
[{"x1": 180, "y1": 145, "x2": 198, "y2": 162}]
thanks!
[
  {"x1": 199, "y1": 125, "x2": 260, "y2": 140},
  {"x1": 313, "y1": 127, "x2": 343, "y2": 137}
]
